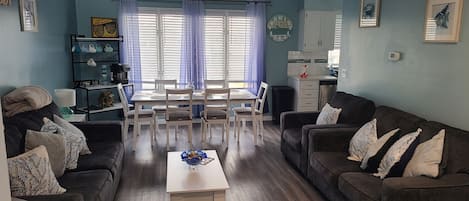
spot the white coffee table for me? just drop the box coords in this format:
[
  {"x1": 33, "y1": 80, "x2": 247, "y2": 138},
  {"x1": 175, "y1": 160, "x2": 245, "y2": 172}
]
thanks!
[{"x1": 166, "y1": 150, "x2": 230, "y2": 201}]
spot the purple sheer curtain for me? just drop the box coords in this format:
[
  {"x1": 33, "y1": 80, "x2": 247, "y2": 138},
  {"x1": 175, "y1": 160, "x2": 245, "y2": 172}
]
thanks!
[
  {"x1": 245, "y1": 2, "x2": 266, "y2": 94},
  {"x1": 119, "y1": 0, "x2": 142, "y2": 91},
  {"x1": 180, "y1": 0, "x2": 206, "y2": 89}
]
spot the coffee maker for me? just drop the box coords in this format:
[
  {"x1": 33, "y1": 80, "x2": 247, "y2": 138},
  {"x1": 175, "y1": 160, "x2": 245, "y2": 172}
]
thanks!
[{"x1": 110, "y1": 63, "x2": 130, "y2": 84}]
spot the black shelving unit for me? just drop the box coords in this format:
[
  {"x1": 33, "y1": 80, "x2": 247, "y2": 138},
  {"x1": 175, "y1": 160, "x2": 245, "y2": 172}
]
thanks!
[{"x1": 70, "y1": 34, "x2": 132, "y2": 120}]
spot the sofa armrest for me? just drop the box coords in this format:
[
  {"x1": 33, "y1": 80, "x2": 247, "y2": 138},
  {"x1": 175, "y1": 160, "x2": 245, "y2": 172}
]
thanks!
[
  {"x1": 280, "y1": 111, "x2": 320, "y2": 131},
  {"x1": 382, "y1": 174, "x2": 469, "y2": 201},
  {"x1": 307, "y1": 127, "x2": 359, "y2": 155},
  {"x1": 73, "y1": 121, "x2": 123, "y2": 143},
  {"x1": 20, "y1": 193, "x2": 84, "y2": 201}
]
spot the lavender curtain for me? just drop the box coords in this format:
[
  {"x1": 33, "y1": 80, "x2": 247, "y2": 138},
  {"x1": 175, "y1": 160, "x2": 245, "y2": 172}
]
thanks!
[
  {"x1": 119, "y1": 0, "x2": 142, "y2": 91},
  {"x1": 180, "y1": 0, "x2": 206, "y2": 89},
  {"x1": 245, "y1": 2, "x2": 266, "y2": 94}
]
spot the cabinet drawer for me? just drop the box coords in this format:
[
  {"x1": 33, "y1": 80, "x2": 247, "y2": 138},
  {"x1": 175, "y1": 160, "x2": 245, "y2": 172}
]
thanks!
[
  {"x1": 300, "y1": 81, "x2": 319, "y2": 90},
  {"x1": 298, "y1": 105, "x2": 319, "y2": 112},
  {"x1": 298, "y1": 99, "x2": 318, "y2": 107},
  {"x1": 299, "y1": 89, "x2": 318, "y2": 98}
]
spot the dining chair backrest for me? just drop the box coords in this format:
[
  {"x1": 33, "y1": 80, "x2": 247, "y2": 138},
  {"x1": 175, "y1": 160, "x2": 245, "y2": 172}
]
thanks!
[
  {"x1": 254, "y1": 82, "x2": 269, "y2": 113},
  {"x1": 155, "y1": 79, "x2": 177, "y2": 92},
  {"x1": 117, "y1": 83, "x2": 130, "y2": 117},
  {"x1": 165, "y1": 89, "x2": 193, "y2": 120},
  {"x1": 204, "y1": 88, "x2": 230, "y2": 119},
  {"x1": 204, "y1": 80, "x2": 227, "y2": 89}
]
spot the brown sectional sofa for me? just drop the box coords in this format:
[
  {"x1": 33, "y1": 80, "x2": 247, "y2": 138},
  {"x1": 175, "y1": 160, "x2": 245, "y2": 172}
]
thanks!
[{"x1": 281, "y1": 94, "x2": 469, "y2": 201}]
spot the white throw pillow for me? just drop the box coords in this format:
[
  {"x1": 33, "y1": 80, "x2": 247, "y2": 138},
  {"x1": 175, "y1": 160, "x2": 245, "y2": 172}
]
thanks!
[
  {"x1": 53, "y1": 114, "x2": 91, "y2": 155},
  {"x1": 403, "y1": 129, "x2": 445, "y2": 178},
  {"x1": 374, "y1": 129, "x2": 422, "y2": 179},
  {"x1": 347, "y1": 119, "x2": 378, "y2": 162},
  {"x1": 8, "y1": 145, "x2": 66, "y2": 197},
  {"x1": 316, "y1": 103, "x2": 342, "y2": 125},
  {"x1": 41, "y1": 118, "x2": 81, "y2": 170},
  {"x1": 360, "y1": 128, "x2": 400, "y2": 169}
]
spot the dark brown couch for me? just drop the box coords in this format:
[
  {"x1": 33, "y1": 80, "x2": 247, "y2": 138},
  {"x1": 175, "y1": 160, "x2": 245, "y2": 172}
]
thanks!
[
  {"x1": 280, "y1": 91, "x2": 375, "y2": 175},
  {"x1": 290, "y1": 105, "x2": 469, "y2": 201},
  {"x1": 4, "y1": 103, "x2": 124, "y2": 201}
]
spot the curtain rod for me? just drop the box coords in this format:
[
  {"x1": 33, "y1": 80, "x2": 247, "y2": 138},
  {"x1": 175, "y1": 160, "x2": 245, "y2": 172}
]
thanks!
[{"x1": 135, "y1": 0, "x2": 271, "y2": 5}]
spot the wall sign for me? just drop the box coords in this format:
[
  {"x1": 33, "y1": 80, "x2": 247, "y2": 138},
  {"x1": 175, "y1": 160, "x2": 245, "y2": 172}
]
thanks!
[{"x1": 267, "y1": 14, "x2": 293, "y2": 42}]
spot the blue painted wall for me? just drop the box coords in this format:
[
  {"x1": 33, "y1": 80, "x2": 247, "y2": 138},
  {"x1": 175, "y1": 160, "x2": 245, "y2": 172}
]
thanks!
[
  {"x1": 304, "y1": 0, "x2": 342, "y2": 11},
  {"x1": 0, "y1": 0, "x2": 76, "y2": 95},
  {"x1": 339, "y1": 0, "x2": 469, "y2": 130}
]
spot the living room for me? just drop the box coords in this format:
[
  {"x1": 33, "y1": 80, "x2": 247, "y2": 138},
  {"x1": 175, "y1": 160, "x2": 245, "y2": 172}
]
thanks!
[{"x1": 1, "y1": 0, "x2": 469, "y2": 201}]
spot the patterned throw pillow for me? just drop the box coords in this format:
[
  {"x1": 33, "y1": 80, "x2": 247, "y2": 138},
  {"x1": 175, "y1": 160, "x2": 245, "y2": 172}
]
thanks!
[
  {"x1": 347, "y1": 119, "x2": 378, "y2": 162},
  {"x1": 404, "y1": 130, "x2": 445, "y2": 178},
  {"x1": 8, "y1": 145, "x2": 66, "y2": 197},
  {"x1": 316, "y1": 103, "x2": 342, "y2": 125},
  {"x1": 360, "y1": 128, "x2": 400, "y2": 170},
  {"x1": 374, "y1": 129, "x2": 421, "y2": 179},
  {"x1": 53, "y1": 114, "x2": 91, "y2": 155},
  {"x1": 25, "y1": 130, "x2": 67, "y2": 177},
  {"x1": 41, "y1": 118, "x2": 81, "y2": 170}
]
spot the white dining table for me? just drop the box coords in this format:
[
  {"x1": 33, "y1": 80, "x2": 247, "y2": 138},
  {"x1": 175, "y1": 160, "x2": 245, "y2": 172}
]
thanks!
[{"x1": 130, "y1": 89, "x2": 259, "y2": 151}]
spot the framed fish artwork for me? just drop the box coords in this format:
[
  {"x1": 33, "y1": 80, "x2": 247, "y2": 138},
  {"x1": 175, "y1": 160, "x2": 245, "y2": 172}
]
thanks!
[{"x1": 424, "y1": 0, "x2": 464, "y2": 43}]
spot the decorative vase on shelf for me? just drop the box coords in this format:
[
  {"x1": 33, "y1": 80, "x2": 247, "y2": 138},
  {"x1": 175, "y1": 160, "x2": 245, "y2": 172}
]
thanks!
[
  {"x1": 299, "y1": 64, "x2": 309, "y2": 79},
  {"x1": 88, "y1": 44, "x2": 97, "y2": 53},
  {"x1": 95, "y1": 44, "x2": 103, "y2": 53},
  {"x1": 80, "y1": 44, "x2": 89, "y2": 53}
]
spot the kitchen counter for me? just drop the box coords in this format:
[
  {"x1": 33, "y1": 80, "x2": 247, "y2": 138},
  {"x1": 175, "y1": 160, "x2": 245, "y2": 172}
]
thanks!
[{"x1": 288, "y1": 75, "x2": 338, "y2": 81}]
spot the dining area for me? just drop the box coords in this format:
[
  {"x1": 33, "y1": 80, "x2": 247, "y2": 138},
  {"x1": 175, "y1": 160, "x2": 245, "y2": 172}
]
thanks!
[{"x1": 116, "y1": 80, "x2": 269, "y2": 151}]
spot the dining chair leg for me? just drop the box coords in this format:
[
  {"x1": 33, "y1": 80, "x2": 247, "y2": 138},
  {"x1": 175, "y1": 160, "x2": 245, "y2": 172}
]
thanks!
[
  {"x1": 209, "y1": 124, "x2": 212, "y2": 139},
  {"x1": 166, "y1": 124, "x2": 170, "y2": 151},
  {"x1": 233, "y1": 115, "x2": 237, "y2": 138},
  {"x1": 124, "y1": 119, "x2": 129, "y2": 142},
  {"x1": 225, "y1": 121, "x2": 230, "y2": 145},
  {"x1": 259, "y1": 116, "x2": 264, "y2": 138},
  {"x1": 150, "y1": 120, "x2": 155, "y2": 148},
  {"x1": 237, "y1": 118, "x2": 241, "y2": 143},
  {"x1": 201, "y1": 121, "x2": 205, "y2": 145},
  {"x1": 221, "y1": 123, "x2": 225, "y2": 142},
  {"x1": 188, "y1": 124, "x2": 193, "y2": 149},
  {"x1": 175, "y1": 126, "x2": 178, "y2": 141}
]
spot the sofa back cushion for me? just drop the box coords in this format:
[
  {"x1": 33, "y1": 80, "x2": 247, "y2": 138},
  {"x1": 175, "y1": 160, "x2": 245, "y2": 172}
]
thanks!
[
  {"x1": 373, "y1": 106, "x2": 426, "y2": 137},
  {"x1": 3, "y1": 102, "x2": 61, "y2": 157},
  {"x1": 329, "y1": 92, "x2": 375, "y2": 125},
  {"x1": 420, "y1": 121, "x2": 469, "y2": 175}
]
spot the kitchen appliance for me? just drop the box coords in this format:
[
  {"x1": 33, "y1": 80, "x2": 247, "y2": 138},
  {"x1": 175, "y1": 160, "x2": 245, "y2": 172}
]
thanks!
[{"x1": 110, "y1": 63, "x2": 130, "y2": 84}]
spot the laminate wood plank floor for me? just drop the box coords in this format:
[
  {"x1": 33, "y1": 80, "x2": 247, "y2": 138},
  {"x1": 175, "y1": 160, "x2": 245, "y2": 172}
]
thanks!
[{"x1": 115, "y1": 122, "x2": 325, "y2": 201}]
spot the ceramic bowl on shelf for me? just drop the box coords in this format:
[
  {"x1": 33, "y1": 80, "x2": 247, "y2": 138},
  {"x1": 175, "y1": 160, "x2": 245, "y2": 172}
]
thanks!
[{"x1": 181, "y1": 150, "x2": 208, "y2": 166}]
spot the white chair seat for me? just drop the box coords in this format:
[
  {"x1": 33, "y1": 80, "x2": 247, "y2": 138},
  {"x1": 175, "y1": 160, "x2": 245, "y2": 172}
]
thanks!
[
  {"x1": 152, "y1": 105, "x2": 166, "y2": 112},
  {"x1": 201, "y1": 110, "x2": 228, "y2": 120},
  {"x1": 127, "y1": 109, "x2": 154, "y2": 118}
]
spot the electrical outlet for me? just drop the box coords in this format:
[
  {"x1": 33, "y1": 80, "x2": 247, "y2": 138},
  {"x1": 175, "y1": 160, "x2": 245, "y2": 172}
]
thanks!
[{"x1": 341, "y1": 69, "x2": 347, "y2": 78}]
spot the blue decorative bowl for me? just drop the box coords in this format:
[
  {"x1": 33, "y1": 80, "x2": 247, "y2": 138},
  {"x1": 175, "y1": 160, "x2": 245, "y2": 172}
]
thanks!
[{"x1": 181, "y1": 150, "x2": 208, "y2": 166}]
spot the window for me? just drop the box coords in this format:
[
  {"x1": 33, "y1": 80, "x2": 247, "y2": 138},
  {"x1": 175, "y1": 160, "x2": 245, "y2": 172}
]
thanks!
[
  {"x1": 328, "y1": 13, "x2": 342, "y2": 69},
  {"x1": 137, "y1": 8, "x2": 252, "y2": 89}
]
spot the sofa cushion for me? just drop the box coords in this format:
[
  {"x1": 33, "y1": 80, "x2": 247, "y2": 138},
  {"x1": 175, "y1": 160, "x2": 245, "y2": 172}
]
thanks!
[
  {"x1": 329, "y1": 92, "x2": 375, "y2": 125},
  {"x1": 68, "y1": 142, "x2": 124, "y2": 179},
  {"x1": 282, "y1": 128, "x2": 302, "y2": 152},
  {"x1": 58, "y1": 170, "x2": 113, "y2": 201},
  {"x1": 338, "y1": 172, "x2": 381, "y2": 201},
  {"x1": 420, "y1": 121, "x2": 469, "y2": 175},
  {"x1": 309, "y1": 152, "x2": 362, "y2": 187},
  {"x1": 373, "y1": 106, "x2": 426, "y2": 137}
]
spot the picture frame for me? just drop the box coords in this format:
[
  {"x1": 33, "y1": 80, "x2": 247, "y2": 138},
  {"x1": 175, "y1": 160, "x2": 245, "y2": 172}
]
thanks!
[
  {"x1": 91, "y1": 17, "x2": 119, "y2": 38},
  {"x1": 19, "y1": 0, "x2": 38, "y2": 32},
  {"x1": 359, "y1": 0, "x2": 381, "y2": 28},
  {"x1": 424, "y1": 0, "x2": 464, "y2": 43},
  {"x1": 0, "y1": 0, "x2": 11, "y2": 6}
]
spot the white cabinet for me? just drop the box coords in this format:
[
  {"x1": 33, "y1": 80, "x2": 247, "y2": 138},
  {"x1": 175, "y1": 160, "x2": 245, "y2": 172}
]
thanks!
[
  {"x1": 298, "y1": 10, "x2": 339, "y2": 51},
  {"x1": 288, "y1": 77, "x2": 320, "y2": 112}
]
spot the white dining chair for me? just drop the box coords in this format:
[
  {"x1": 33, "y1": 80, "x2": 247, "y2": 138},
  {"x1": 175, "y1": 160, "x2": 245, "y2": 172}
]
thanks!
[
  {"x1": 117, "y1": 83, "x2": 156, "y2": 148},
  {"x1": 165, "y1": 88, "x2": 193, "y2": 151},
  {"x1": 153, "y1": 79, "x2": 178, "y2": 135},
  {"x1": 233, "y1": 82, "x2": 269, "y2": 142},
  {"x1": 204, "y1": 80, "x2": 227, "y2": 89},
  {"x1": 201, "y1": 88, "x2": 230, "y2": 146}
]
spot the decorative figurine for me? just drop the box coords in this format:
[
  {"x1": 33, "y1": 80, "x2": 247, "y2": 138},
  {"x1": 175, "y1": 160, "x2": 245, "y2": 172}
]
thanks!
[{"x1": 299, "y1": 64, "x2": 309, "y2": 79}]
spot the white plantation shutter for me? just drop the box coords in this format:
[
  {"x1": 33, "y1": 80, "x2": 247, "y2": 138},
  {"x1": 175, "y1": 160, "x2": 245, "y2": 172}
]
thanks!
[
  {"x1": 138, "y1": 8, "x2": 252, "y2": 86},
  {"x1": 228, "y1": 14, "x2": 251, "y2": 81},
  {"x1": 204, "y1": 14, "x2": 226, "y2": 80}
]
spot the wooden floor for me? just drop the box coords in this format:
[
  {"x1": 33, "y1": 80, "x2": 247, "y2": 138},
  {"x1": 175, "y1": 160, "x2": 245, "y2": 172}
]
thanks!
[{"x1": 115, "y1": 122, "x2": 325, "y2": 201}]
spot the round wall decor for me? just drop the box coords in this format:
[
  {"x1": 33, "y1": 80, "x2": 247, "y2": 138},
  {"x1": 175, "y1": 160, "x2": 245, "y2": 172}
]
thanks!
[{"x1": 267, "y1": 14, "x2": 293, "y2": 42}]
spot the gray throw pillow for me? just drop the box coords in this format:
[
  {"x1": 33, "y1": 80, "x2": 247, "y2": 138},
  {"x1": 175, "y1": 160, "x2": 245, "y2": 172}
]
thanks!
[
  {"x1": 8, "y1": 145, "x2": 66, "y2": 197},
  {"x1": 53, "y1": 114, "x2": 91, "y2": 155},
  {"x1": 41, "y1": 118, "x2": 81, "y2": 170},
  {"x1": 25, "y1": 130, "x2": 66, "y2": 177}
]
